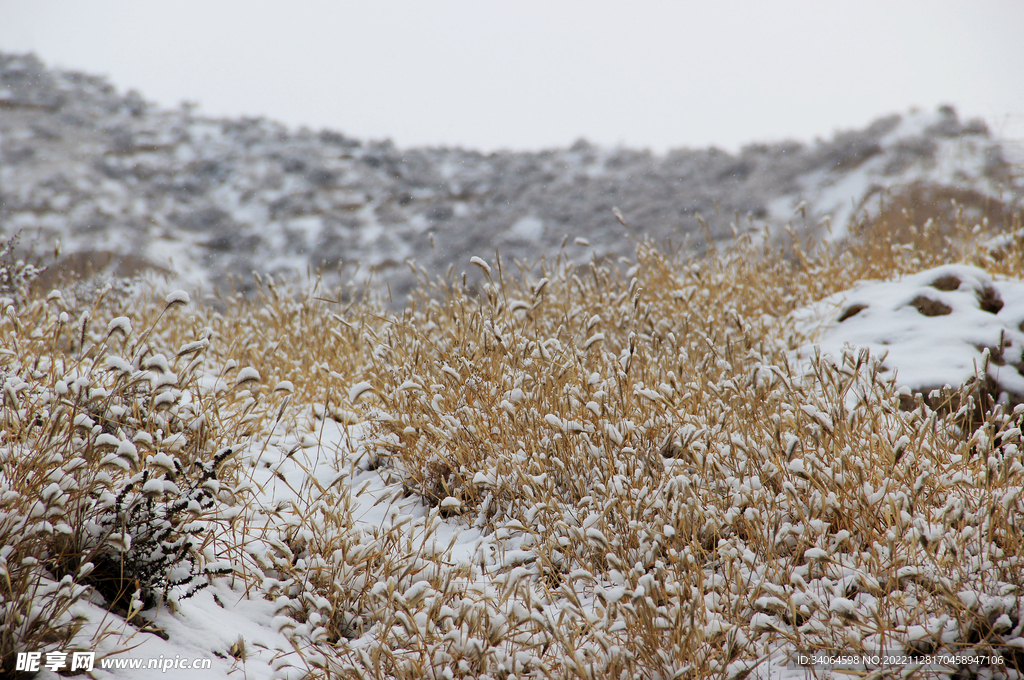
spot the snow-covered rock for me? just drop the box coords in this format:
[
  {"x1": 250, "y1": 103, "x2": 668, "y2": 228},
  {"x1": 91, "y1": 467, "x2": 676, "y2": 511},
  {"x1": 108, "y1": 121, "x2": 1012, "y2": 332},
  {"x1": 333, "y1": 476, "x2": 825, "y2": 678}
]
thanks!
[{"x1": 795, "y1": 264, "x2": 1024, "y2": 406}]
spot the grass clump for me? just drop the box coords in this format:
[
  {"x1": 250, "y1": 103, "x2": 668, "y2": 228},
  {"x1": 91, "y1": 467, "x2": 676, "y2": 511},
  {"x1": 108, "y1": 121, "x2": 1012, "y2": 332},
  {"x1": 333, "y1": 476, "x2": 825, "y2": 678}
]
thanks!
[
  {"x1": 302, "y1": 207, "x2": 1024, "y2": 678},
  {"x1": 0, "y1": 284, "x2": 272, "y2": 673},
  {"x1": 0, "y1": 233, "x2": 47, "y2": 311}
]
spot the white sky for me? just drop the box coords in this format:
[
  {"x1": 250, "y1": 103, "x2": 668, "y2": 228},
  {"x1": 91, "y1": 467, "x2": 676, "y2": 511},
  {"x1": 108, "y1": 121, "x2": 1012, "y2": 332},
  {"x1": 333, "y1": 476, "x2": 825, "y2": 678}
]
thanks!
[{"x1": 1, "y1": 1, "x2": 1022, "y2": 153}]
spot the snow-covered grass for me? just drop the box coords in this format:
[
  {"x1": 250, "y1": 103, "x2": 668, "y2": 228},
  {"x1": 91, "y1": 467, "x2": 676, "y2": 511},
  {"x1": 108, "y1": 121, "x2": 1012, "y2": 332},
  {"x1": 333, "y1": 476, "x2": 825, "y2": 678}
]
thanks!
[{"x1": 3, "y1": 204, "x2": 1024, "y2": 679}]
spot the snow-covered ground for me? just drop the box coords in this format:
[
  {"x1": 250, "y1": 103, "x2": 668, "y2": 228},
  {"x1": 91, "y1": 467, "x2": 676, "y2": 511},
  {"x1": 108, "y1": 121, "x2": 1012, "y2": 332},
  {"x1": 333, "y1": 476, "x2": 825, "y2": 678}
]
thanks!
[{"x1": 794, "y1": 264, "x2": 1024, "y2": 404}]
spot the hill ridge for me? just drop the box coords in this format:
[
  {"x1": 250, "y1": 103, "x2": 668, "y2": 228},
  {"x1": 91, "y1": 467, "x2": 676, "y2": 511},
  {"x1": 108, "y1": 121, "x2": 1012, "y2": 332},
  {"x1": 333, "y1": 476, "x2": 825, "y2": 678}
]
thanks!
[{"x1": 1, "y1": 52, "x2": 1020, "y2": 299}]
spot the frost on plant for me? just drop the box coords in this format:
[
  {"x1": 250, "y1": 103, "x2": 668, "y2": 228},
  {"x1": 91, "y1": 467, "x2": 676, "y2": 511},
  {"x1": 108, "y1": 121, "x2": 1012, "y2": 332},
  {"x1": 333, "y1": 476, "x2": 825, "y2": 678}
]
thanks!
[{"x1": 0, "y1": 232, "x2": 46, "y2": 310}]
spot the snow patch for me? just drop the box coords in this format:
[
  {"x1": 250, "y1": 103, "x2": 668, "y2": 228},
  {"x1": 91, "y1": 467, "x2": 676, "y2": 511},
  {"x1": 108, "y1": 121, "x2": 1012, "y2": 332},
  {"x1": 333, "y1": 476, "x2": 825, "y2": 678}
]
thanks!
[{"x1": 794, "y1": 264, "x2": 1024, "y2": 399}]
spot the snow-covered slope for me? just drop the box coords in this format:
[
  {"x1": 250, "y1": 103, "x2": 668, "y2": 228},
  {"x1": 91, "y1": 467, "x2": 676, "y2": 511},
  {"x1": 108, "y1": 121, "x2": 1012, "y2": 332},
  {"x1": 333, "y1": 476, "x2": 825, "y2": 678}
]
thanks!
[{"x1": 2, "y1": 52, "x2": 1021, "y2": 301}]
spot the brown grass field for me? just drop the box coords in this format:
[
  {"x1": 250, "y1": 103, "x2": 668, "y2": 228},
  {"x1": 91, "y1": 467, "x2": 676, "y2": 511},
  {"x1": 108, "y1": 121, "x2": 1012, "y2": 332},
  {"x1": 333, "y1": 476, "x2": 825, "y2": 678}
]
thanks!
[{"x1": 2, "y1": 195, "x2": 1024, "y2": 678}]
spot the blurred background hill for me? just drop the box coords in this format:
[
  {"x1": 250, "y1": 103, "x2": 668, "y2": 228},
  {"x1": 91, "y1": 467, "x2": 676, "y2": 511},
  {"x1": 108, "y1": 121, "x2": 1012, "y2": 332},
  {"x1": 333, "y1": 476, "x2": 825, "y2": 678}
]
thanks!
[{"x1": 2, "y1": 52, "x2": 1021, "y2": 301}]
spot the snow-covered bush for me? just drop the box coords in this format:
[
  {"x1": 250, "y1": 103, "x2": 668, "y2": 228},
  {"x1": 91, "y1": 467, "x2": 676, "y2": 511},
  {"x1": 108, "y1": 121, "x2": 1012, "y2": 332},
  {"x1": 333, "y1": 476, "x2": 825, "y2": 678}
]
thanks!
[
  {"x1": 0, "y1": 289, "x2": 264, "y2": 672},
  {"x1": 0, "y1": 233, "x2": 46, "y2": 310}
]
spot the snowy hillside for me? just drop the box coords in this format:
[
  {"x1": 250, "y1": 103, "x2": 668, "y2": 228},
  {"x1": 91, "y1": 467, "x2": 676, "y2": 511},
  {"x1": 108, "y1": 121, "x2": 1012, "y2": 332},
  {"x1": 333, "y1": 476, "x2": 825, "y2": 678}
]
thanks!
[
  {"x1": 4, "y1": 50, "x2": 1024, "y2": 680},
  {"x1": 5, "y1": 224, "x2": 1024, "y2": 679},
  {"x1": 1, "y1": 52, "x2": 1021, "y2": 300}
]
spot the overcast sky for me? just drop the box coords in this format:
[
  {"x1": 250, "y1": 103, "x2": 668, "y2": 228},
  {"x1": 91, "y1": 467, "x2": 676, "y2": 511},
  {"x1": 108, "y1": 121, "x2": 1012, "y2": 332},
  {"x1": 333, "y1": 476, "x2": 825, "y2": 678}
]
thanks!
[{"x1": 1, "y1": 1, "x2": 1022, "y2": 152}]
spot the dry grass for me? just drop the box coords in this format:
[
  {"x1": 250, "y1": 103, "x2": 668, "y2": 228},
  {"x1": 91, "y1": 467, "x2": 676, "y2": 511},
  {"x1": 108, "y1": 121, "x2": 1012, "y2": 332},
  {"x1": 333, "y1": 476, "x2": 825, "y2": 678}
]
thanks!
[
  {"x1": 2, "y1": 196, "x2": 1024, "y2": 678},
  {"x1": 0, "y1": 282, "x2": 282, "y2": 672}
]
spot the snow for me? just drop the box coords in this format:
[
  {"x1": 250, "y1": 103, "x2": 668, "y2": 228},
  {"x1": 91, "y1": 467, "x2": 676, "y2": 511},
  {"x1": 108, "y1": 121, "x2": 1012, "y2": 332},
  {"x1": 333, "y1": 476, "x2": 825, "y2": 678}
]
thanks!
[
  {"x1": 794, "y1": 264, "x2": 1024, "y2": 400},
  {"x1": 234, "y1": 367, "x2": 261, "y2": 385},
  {"x1": 508, "y1": 216, "x2": 545, "y2": 242},
  {"x1": 105, "y1": 317, "x2": 132, "y2": 336},
  {"x1": 469, "y1": 255, "x2": 492, "y2": 275},
  {"x1": 164, "y1": 290, "x2": 190, "y2": 306}
]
